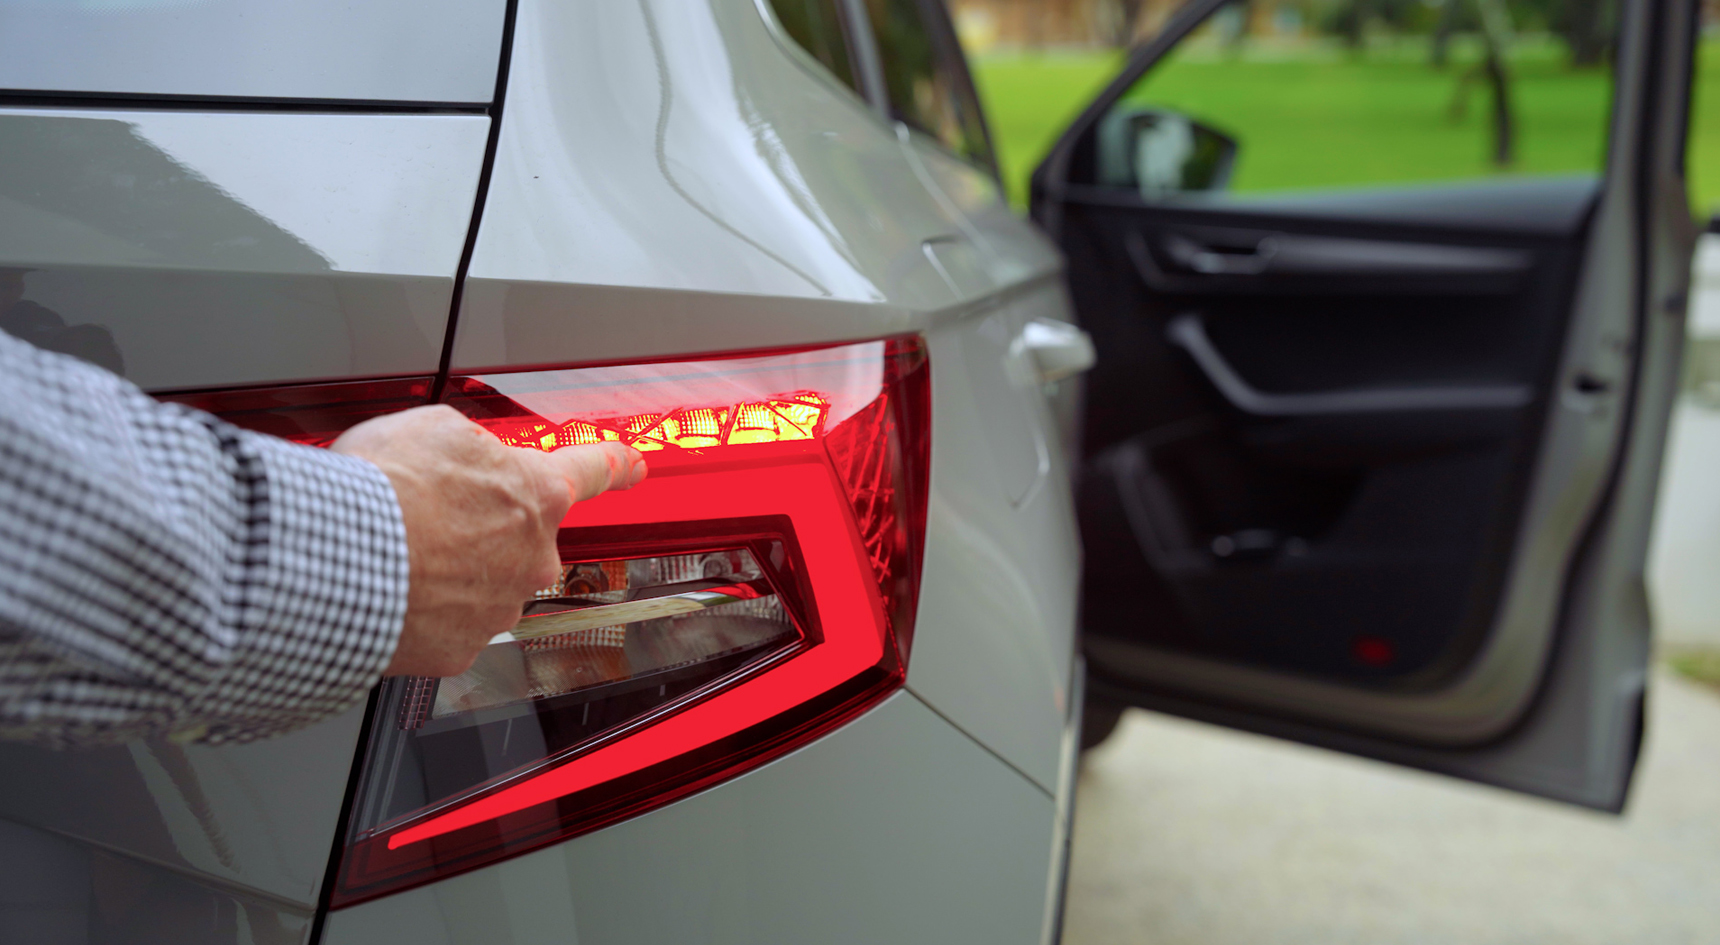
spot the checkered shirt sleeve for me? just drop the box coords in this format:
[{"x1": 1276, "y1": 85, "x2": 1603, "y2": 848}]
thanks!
[{"x1": 0, "y1": 331, "x2": 408, "y2": 749}]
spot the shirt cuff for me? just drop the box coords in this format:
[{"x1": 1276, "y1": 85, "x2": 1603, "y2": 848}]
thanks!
[{"x1": 184, "y1": 432, "x2": 408, "y2": 744}]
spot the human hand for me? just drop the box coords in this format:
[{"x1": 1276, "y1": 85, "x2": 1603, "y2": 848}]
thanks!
[{"x1": 331, "y1": 405, "x2": 646, "y2": 677}]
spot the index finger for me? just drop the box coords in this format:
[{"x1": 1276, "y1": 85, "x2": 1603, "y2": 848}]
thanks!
[{"x1": 543, "y1": 441, "x2": 647, "y2": 503}]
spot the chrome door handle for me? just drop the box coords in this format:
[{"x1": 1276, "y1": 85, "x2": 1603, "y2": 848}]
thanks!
[{"x1": 1016, "y1": 318, "x2": 1095, "y2": 384}]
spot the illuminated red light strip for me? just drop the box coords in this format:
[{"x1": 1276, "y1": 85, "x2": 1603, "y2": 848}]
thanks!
[
  {"x1": 385, "y1": 452, "x2": 885, "y2": 850},
  {"x1": 481, "y1": 395, "x2": 832, "y2": 454}
]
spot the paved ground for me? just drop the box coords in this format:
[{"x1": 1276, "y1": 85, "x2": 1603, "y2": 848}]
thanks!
[
  {"x1": 1652, "y1": 398, "x2": 1720, "y2": 647},
  {"x1": 1060, "y1": 666, "x2": 1720, "y2": 944},
  {"x1": 1058, "y1": 383, "x2": 1720, "y2": 942}
]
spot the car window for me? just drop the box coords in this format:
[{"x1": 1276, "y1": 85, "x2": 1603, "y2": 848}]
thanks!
[
  {"x1": 1086, "y1": 0, "x2": 1618, "y2": 199},
  {"x1": 864, "y1": 0, "x2": 997, "y2": 171},
  {"x1": 766, "y1": 0, "x2": 863, "y2": 96},
  {"x1": 1691, "y1": 29, "x2": 1720, "y2": 218},
  {"x1": 1685, "y1": 36, "x2": 1720, "y2": 410}
]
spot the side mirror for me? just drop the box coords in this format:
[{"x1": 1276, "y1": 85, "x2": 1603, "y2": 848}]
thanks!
[{"x1": 1096, "y1": 107, "x2": 1238, "y2": 198}]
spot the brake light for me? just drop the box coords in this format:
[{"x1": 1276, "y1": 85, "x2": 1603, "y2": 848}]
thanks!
[
  {"x1": 157, "y1": 377, "x2": 435, "y2": 447},
  {"x1": 325, "y1": 337, "x2": 929, "y2": 906}
]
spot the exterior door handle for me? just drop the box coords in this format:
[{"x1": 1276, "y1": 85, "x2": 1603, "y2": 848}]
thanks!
[{"x1": 1016, "y1": 318, "x2": 1095, "y2": 384}]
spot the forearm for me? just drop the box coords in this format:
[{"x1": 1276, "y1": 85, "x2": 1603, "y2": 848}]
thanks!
[{"x1": 0, "y1": 332, "x2": 408, "y2": 748}]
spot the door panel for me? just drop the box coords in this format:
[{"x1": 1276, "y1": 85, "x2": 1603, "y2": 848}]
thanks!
[
  {"x1": 1036, "y1": 0, "x2": 1697, "y2": 807},
  {"x1": 1066, "y1": 181, "x2": 1589, "y2": 687}
]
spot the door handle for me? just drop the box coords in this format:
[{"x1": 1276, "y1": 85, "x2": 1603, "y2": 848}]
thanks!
[
  {"x1": 1015, "y1": 318, "x2": 1095, "y2": 384},
  {"x1": 1164, "y1": 233, "x2": 1277, "y2": 275}
]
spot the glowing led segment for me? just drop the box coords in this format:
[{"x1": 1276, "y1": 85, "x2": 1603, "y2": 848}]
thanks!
[{"x1": 478, "y1": 395, "x2": 831, "y2": 454}]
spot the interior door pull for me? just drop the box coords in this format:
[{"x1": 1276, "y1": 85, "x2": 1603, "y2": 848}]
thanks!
[
  {"x1": 1017, "y1": 318, "x2": 1096, "y2": 384},
  {"x1": 1165, "y1": 233, "x2": 1277, "y2": 275},
  {"x1": 1131, "y1": 229, "x2": 1533, "y2": 290},
  {"x1": 1166, "y1": 314, "x2": 1532, "y2": 416}
]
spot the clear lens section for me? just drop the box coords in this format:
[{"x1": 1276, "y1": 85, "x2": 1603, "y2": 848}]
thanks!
[
  {"x1": 351, "y1": 540, "x2": 804, "y2": 836},
  {"x1": 424, "y1": 548, "x2": 791, "y2": 720}
]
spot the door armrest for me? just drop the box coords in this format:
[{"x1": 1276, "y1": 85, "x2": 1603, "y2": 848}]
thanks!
[{"x1": 1166, "y1": 313, "x2": 1532, "y2": 417}]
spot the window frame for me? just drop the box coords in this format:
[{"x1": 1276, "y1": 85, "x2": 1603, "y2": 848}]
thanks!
[
  {"x1": 838, "y1": 0, "x2": 1004, "y2": 183},
  {"x1": 754, "y1": 0, "x2": 1003, "y2": 185},
  {"x1": 754, "y1": 0, "x2": 877, "y2": 112}
]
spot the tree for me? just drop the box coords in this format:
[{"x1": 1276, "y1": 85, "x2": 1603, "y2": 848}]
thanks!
[
  {"x1": 1110, "y1": 0, "x2": 1147, "y2": 46},
  {"x1": 1430, "y1": 0, "x2": 1461, "y2": 67},
  {"x1": 1446, "y1": 0, "x2": 1517, "y2": 166},
  {"x1": 1559, "y1": 0, "x2": 1616, "y2": 66}
]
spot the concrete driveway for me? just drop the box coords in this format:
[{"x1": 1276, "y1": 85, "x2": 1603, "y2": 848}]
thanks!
[{"x1": 1060, "y1": 666, "x2": 1720, "y2": 945}]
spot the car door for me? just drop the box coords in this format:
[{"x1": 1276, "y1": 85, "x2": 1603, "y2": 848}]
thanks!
[{"x1": 1034, "y1": 0, "x2": 1698, "y2": 810}]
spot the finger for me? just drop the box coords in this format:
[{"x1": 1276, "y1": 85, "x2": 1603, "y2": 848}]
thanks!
[
  {"x1": 544, "y1": 442, "x2": 646, "y2": 503},
  {"x1": 526, "y1": 540, "x2": 564, "y2": 595},
  {"x1": 330, "y1": 403, "x2": 475, "y2": 456}
]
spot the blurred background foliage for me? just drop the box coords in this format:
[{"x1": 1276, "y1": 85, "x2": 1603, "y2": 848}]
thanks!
[{"x1": 950, "y1": 0, "x2": 1720, "y2": 214}]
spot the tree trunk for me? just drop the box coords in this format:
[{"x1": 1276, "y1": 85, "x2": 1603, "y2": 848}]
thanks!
[
  {"x1": 1444, "y1": 0, "x2": 1515, "y2": 166},
  {"x1": 1483, "y1": 51, "x2": 1513, "y2": 166},
  {"x1": 1563, "y1": 0, "x2": 1615, "y2": 67},
  {"x1": 1112, "y1": 0, "x2": 1146, "y2": 47},
  {"x1": 1341, "y1": 0, "x2": 1366, "y2": 48},
  {"x1": 1430, "y1": 0, "x2": 1459, "y2": 68},
  {"x1": 1228, "y1": 0, "x2": 1254, "y2": 48},
  {"x1": 1475, "y1": 0, "x2": 1515, "y2": 166}
]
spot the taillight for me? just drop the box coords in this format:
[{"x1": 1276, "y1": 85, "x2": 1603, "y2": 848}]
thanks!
[
  {"x1": 158, "y1": 377, "x2": 434, "y2": 447},
  {"x1": 324, "y1": 336, "x2": 930, "y2": 906}
]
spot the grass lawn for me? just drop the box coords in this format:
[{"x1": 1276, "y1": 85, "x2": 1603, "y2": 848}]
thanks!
[{"x1": 972, "y1": 38, "x2": 1720, "y2": 215}]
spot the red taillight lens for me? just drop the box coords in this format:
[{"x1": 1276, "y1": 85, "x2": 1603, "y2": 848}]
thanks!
[
  {"x1": 326, "y1": 337, "x2": 929, "y2": 906},
  {"x1": 158, "y1": 377, "x2": 434, "y2": 447}
]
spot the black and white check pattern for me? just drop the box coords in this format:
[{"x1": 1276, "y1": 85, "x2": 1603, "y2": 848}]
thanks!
[{"x1": 0, "y1": 331, "x2": 408, "y2": 748}]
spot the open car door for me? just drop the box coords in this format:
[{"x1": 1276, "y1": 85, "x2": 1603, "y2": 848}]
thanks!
[{"x1": 1034, "y1": 0, "x2": 1699, "y2": 809}]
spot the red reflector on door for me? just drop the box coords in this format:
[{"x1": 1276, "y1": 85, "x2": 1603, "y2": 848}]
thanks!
[{"x1": 329, "y1": 337, "x2": 930, "y2": 906}]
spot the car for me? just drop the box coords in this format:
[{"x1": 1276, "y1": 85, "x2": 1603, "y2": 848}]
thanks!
[{"x1": 0, "y1": 0, "x2": 1697, "y2": 941}]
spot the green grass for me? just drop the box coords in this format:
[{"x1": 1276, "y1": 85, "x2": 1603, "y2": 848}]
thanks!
[
  {"x1": 1691, "y1": 42, "x2": 1720, "y2": 219},
  {"x1": 972, "y1": 50, "x2": 1122, "y2": 206},
  {"x1": 972, "y1": 37, "x2": 1720, "y2": 214},
  {"x1": 1667, "y1": 647, "x2": 1720, "y2": 693}
]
